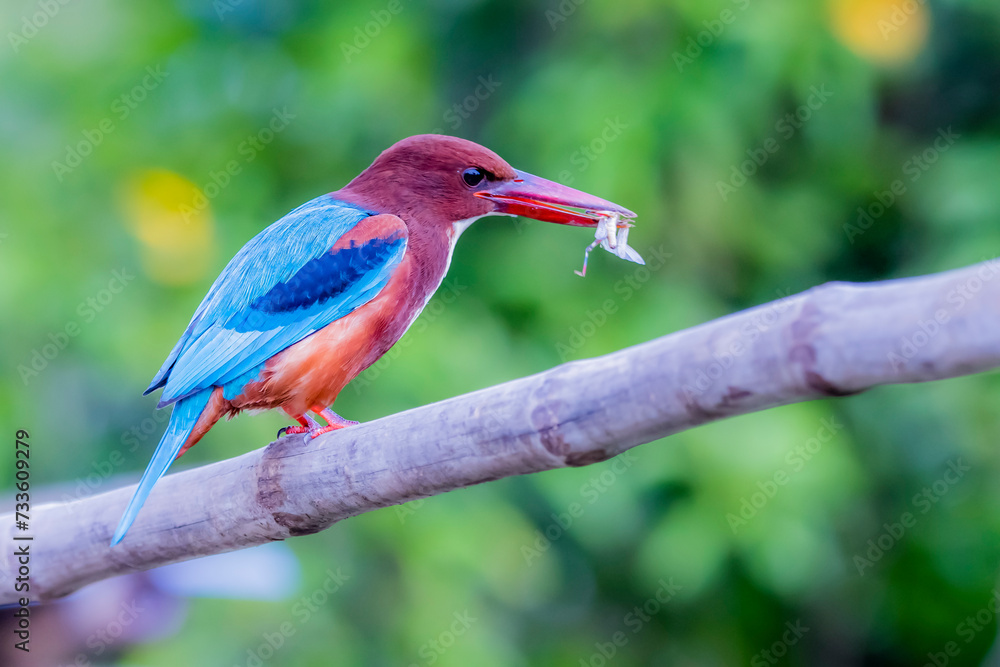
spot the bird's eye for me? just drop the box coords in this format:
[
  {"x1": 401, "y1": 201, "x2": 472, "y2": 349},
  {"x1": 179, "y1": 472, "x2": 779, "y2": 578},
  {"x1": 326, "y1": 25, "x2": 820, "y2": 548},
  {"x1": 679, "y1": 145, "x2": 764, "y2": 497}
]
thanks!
[{"x1": 462, "y1": 167, "x2": 486, "y2": 187}]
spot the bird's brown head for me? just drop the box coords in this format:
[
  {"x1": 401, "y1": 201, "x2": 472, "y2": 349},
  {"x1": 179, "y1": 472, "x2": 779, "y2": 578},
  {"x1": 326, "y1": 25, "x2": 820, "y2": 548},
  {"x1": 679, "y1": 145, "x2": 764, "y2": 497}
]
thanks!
[{"x1": 336, "y1": 134, "x2": 634, "y2": 230}]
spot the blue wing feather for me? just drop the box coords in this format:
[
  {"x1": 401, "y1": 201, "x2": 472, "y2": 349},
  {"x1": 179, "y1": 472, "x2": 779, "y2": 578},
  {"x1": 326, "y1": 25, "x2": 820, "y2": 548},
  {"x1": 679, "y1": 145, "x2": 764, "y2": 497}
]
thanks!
[{"x1": 146, "y1": 195, "x2": 405, "y2": 407}]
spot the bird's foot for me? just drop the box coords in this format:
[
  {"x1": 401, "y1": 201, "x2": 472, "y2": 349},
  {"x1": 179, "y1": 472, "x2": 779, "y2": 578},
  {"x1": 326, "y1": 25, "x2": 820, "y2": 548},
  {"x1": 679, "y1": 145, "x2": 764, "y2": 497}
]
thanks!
[
  {"x1": 277, "y1": 413, "x2": 320, "y2": 438},
  {"x1": 301, "y1": 408, "x2": 359, "y2": 439},
  {"x1": 303, "y1": 424, "x2": 339, "y2": 438},
  {"x1": 318, "y1": 408, "x2": 359, "y2": 428},
  {"x1": 277, "y1": 409, "x2": 358, "y2": 439}
]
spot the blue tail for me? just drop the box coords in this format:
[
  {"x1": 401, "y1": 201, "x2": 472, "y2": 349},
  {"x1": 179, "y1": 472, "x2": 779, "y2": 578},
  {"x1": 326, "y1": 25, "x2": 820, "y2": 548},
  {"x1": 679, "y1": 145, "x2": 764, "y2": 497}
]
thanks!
[{"x1": 111, "y1": 389, "x2": 212, "y2": 546}]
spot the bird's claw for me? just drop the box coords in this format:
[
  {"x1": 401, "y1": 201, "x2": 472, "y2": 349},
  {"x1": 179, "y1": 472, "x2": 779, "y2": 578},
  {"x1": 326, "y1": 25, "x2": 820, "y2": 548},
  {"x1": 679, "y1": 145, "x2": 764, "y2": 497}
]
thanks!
[
  {"x1": 276, "y1": 423, "x2": 352, "y2": 439},
  {"x1": 277, "y1": 425, "x2": 310, "y2": 438}
]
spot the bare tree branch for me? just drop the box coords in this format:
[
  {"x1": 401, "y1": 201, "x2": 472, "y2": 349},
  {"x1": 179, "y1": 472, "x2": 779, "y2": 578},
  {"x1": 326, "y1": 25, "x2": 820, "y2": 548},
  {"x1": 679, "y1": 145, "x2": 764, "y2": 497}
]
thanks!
[{"x1": 3, "y1": 260, "x2": 999, "y2": 604}]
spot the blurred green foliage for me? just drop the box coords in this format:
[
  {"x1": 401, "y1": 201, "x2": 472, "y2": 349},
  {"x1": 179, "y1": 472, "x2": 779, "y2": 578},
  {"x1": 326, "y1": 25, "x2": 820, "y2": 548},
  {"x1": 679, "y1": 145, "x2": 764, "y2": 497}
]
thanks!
[{"x1": 3, "y1": 0, "x2": 1000, "y2": 664}]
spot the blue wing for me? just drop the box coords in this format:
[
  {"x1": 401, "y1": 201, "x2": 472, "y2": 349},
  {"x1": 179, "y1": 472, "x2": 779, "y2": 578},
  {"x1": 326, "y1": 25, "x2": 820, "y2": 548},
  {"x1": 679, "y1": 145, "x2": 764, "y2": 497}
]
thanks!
[{"x1": 146, "y1": 194, "x2": 407, "y2": 407}]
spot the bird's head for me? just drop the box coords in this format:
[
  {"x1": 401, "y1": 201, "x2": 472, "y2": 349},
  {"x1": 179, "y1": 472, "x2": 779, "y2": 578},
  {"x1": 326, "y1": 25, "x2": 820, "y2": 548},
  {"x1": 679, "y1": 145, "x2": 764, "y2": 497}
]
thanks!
[{"x1": 338, "y1": 134, "x2": 635, "y2": 230}]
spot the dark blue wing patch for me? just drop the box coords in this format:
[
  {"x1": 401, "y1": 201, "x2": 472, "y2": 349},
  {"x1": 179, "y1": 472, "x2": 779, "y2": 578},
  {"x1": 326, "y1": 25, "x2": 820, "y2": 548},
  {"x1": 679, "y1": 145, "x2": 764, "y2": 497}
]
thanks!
[{"x1": 250, "y1": 233, "x2": 405, "y2": 315}]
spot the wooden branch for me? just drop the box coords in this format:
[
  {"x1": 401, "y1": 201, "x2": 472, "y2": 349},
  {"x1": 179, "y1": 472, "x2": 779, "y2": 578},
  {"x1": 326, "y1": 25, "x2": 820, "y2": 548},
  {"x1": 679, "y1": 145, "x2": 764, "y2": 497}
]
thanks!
[{"x1": 4, "y1": 260, "x2": 1000, "y2": 604}]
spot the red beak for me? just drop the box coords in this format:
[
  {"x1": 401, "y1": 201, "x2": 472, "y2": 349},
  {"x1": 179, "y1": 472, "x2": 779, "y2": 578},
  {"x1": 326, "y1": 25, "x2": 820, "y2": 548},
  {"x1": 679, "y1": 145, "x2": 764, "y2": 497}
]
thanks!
[{"x1": 475, "y1": 170, "x2": 635, "y2": 227}]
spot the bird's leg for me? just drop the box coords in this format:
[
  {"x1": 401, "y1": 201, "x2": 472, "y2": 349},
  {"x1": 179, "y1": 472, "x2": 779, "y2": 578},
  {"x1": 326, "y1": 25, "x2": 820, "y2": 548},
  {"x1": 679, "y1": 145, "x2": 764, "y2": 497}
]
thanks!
[{"x1": 277, "y1": 414, "x2": 319, "y2": 438}]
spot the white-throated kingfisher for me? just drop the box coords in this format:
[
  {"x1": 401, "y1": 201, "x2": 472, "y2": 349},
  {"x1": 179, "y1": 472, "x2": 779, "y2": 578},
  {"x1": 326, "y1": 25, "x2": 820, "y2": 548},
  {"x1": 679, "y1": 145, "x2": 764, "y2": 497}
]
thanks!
[{"x1": 112, "y1": 134, "x2": 635, "y2": 545}]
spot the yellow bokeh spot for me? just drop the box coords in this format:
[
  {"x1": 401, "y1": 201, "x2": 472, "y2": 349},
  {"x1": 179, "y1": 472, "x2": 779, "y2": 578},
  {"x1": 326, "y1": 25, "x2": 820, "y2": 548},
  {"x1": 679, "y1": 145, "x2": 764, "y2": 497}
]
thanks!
[
  {"x1": 120, "y1": 169, "x2": 216, "y2": 286},
  {"x1": 830, "y1": 0, "x2": 929, "y2": 64}
]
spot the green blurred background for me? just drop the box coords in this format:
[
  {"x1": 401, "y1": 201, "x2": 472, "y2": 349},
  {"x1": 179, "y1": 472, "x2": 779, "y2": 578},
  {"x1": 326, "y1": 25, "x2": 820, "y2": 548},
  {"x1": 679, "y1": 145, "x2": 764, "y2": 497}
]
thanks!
[{"x1": 3, "y1": 0, "x2": 1000, "y2": 664}]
